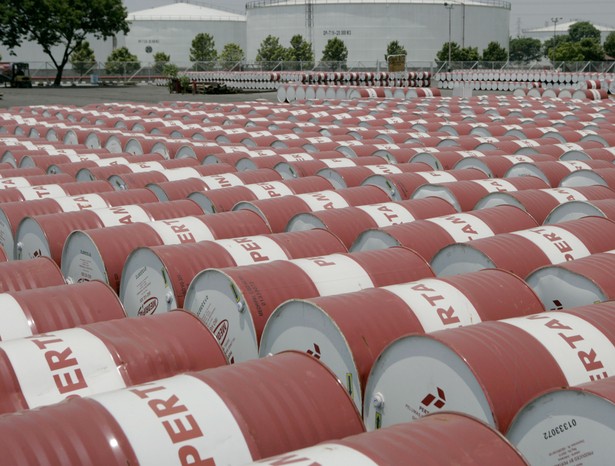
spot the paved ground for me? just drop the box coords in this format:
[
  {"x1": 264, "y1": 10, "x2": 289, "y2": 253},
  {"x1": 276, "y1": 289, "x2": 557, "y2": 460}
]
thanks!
[{"x1": 0, "y1": 84, "x2": 280, "y2": 109}]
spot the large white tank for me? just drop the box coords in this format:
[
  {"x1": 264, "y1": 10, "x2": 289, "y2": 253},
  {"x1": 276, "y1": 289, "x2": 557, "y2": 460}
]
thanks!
[
  {"x1": 126, "y1": 2, "x2": 247, "y2": 66},
  {"x1": 246, "y1": 0, "x2": 511, "y2": 64}
]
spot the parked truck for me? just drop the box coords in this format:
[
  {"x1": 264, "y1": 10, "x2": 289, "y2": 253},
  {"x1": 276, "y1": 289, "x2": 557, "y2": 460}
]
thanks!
[{"x1": 0, "y1": 62, "x2": 33, "y2": 88}]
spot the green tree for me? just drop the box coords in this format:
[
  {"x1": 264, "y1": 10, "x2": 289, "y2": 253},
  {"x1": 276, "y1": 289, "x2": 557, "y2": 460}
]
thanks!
[
  {"x1": 105, "y1": 47, "x2": 140, "y2": 76},
  {"x1": 481, "y1": 41, "x2": 507, "y2": 61},
  {"x1": 509, "y1": 37, "x2": 542, "y2": 63},
  {"x1": 568, "y1": 21, "x2": 601, "y2": 43},
  {"x1": 70, "y1": 40, "x2": 96, "y2": 77},
  {"x1": 435, "y1": 42, "x2": 478, "y2": 62},
  {"x1": 256, "y1": 35, "x2": 288, "y2": 69},
  {"x1": 321, "y1": 37, "x2": 348, "y2": 69},
  {"x1": 0, "y1": 0, "x2": 129, "y2": 86},
  {"x1": 604, "y1": 32, "x2": 615, "y2": 58},
  {"x1": 385, "y1": 40, "x2": 407, "y2": 61},
  {"x1": 553, "y1": 42, "x2": 584, "y2": 62},
  {"x1": 190, "y1": 33, "x2": 217, "y2": 69},
  {"x1": 578, "y1": 37, "x2": 604, "y2": 61},
  {"x1": 543, "y1": 34, "x2": 570, "y2": 60},
  {"x1": 219, "y1": 43, "x2": 245, "y2": 70},
  {"x1": 153, "y1": 51, "x2": 170, "y2": 75},
  {"x1": 287, "y1": 34, "x2": 314, "y2": 69}
]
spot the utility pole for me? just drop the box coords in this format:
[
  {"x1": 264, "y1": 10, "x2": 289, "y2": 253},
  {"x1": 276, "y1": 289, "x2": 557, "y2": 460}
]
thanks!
[
  {"x1": 444, "y1": 2, "x2": 454, "y2": 70},
  {"x1": 306, "y1": 0, "x2": 315, "y2": 59}
]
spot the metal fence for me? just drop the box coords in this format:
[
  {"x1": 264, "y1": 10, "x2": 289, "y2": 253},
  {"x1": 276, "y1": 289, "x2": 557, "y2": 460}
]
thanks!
[{"x1": 22, "y1": 59, "x2": 614, "y2": 85}]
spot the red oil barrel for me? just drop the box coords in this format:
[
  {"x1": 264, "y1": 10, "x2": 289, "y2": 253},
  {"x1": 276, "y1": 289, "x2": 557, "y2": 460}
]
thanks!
[
  {"x1": 61, "y1": 209, "x2": 270, "y2": 292},
  {"x1": 253, "y1": 413, "x2": 528, "y2": 466},
  {"x1": 0, "y1": 179, "x2": 113, "y2": 204},
  {"x1": 0, "y1": 310, "x2": 227, "y2": 413},
  {"x1": 545, "y1": 198, "x2": 615, "y2": 224},
  {"x1": 431, "y1": 217, "x2": 615, "y2": 278},
  {"x1": 352, "y1": 205, "x2": 537, "y2": 260},
  {"x1": 189, "y1": 176, "x2": 334, "y2": 214},
  {"x1": 120, "y1": 229, "x2": 346, "y2": 318},
  {"x1": 560, "y1": 167, "x2": 615, "y2": 189},
  {"x1": 234, "y1": 185, "x2": 391, "y2": 232},
  {"x1": 526, "y1": 251, "x2": 615, "y2": 310},
  {"x1": 411, "y1": 176, "x2": 549, "y2": 211},
  {"x1": 504, "y1": 160, "x2": 613, "y2": 187},
  {"x1": 507, "y1": 373, "x2": 615, "y2": 465},
  {"x1": 475, "y1": 186, "x2": 615, "y2": 224},
  {"x1": 0, "y1": 257, "x2": 65, "y2": 291},
  {"x1": 0, "y1": 352, "x2": 363, "y2": 466},
  {"x1": 0, "y1": 281, "x2": 125, "y2": 341},
  {"x1": 317, "y1": 163, "x2": 431, "y2": 189},
  {"x1": 260, "y1": 268, "x2": 543, "y2": 410},
  {"x1": 364, "y1": 302, "x2": 615, "y2": 433},
  {"x1": 184, "y1": 247, "x2": 434, "y2": 363},
  {"x1": 0, "y1": 173, "x2": 73, "y2": 189},
  {"x1": 287, "y1": 197, "x2": 457, "y2": 249},
  {"x1": 363, "y1": 168, "x2": 488, "y2": 201}
]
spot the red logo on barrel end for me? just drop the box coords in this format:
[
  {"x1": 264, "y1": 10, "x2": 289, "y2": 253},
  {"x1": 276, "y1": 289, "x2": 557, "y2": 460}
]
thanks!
[
  {"x1": 138, "y1": 296, "x2": 159, "y2": 316},
  {"x1": 214, "y1": 319, "x2": 229, "y2": 344}
]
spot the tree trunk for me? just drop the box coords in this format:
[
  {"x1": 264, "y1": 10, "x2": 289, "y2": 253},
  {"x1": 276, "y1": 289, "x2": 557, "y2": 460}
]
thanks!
[{"x1": 53, "y1": 65, "x2": 65, "y2": 87}]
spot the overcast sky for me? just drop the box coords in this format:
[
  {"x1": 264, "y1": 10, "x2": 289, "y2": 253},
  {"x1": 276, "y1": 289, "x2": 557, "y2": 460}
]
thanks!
[{"x1": 123, "y1": 0, "x2": 615, "y2": 35}]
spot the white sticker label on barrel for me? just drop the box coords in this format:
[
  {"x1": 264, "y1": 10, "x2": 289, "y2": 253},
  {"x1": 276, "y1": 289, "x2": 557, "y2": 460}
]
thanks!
[
  {"x1": 292, "y1": 254, "x2": 374, "y2": 296},
  {"x1": 94, "y1": 205, "x2": 152, "y2": 227},
  {"x1": 365, "y1": 165, "x2": 403, "y2": 175},
  {"x1": 502, "y1": 155, "x2": 536, "y2": 164},
  {"x1": 200, "y1": 173, "x2": 244, "y2": 190},
  {"x1": 471, "y1": 178, "x2": 519, "y2": 193},
  {"x1": 322, "y1": 158, "x2": 356, "y2": 168},
  {"x1": 357, "y1": 203, "x2": 417, "y2": 226},
  {"x1": 541, "y1": 188, "x2": 588, "y2": 204},
  {"x1": 384, "y1": 279, "x2": 481, "y2": 332},
  {"x1": 127, "y1": 161, "x2": 166, "y2": 173},
  {"x1": 244, "y1": 181, "x2": 294, "y2": 199},
  {"x1": 504, "y1": 313, "x2": 615, "y2": 385},
  {"x1": 253, "y1": 444, "x2": 378, "y2": 466},
  {"x1": 246, "y1": 149, "x2": 277, "y2": 157},
  {"x1": 279, "y1": 153, "x2": 314, "y2": 162},
  {"x1": 148, "y1": 217, "x2": 215, "y2": 245},
  {"x1": 94, "y1": 156, "x2": 130, "y2": 166},
  {"x1": 511, "y1": 227, "x2": 590, "y2": 264},
  {"x1": 0, "y1": 328, "x2": 126, "y2": 408},
  {"x1": 427, "y1": 213, "x2": 495, "y2": 242},
  {"x1": 512, "y1": 139, "x2": 541, "y2": 148},
  {"x1": 558, "y1": 161, "x2": 591, "y2": 172},
  {"x1": 216, "y1": 236, "x2": 289, "y2": 266},
  {"x1": 64, "y1": 153, "x2": 98, "y2": 162},
  {"x1": 417, "y1": 171, "x2": 458, "y2": 183},
  {"x1": 457, "y1": 151, "x2": 486, "y2": 158},
  {"x1": 55, "y1": 194, "x2": 109, "y2": 212},
  {"x1": 0, "y1": 177, "x2": 30, "y2": 190},
  {"x1": 0, "y1": 294, "x2": 32, "y2": 341},
  {"x1": 18, "y1": 184, "x2": 68, "y2": 201},
  {"x1": 605, "y1": 147, "x2": 615, "y2": 156},
  {"x1": 296, "y1": 191, "x2": 350, "y2": 211},
  {"x1": 92, "y1": 374, "x2": 253, "y2": 466},
  {"x1": 275, "y1": 133, "x2": 300, "y2": 141},
  {"x1": 163, "y1": 167, "x2": 202, "y2": 181}
]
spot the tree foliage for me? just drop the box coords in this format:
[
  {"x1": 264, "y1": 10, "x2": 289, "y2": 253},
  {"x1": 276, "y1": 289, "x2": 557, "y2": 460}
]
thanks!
[
  {"x1": 189, "y1": 33, "x2": 217, "y2": 65},
  {"x1": 509, "y1": 37, "x2": 542, "y2": 63},
  {"x1": 219, "y1": 43, "x2": 245, "y2": 70},
  {"x1": 578, "y1": 37, "x2": 604, "y2": 61},
  {"x1": 481, "y1": 41, "x2": 507, "y2": 61},
  {"x1": 543, "y1": 35, "x2": 570, "y2": 59},
  {"x1": 436, "y1": 42, "x2": 479, "y2": 62},
  {"x1": 385, "y1": 40, "x2": 407, "y2": 61},
  {"x1": 321, "y1": 37, "x2": 348, "y2": 69},
  {"x1": 0, "y1": 0, "x2": 129, "y2": 86},
  {"x1": 105, "y1": 47, "x2": 140, "y2": 76},
  {"x1": 153, "y1": 51, "x2": 170, "y2": 75},
  {"x1": 605, "y1": 32, "x2": 615, "y2": 58},
  {"x1": 70, "y1": 40, "x2": 96, "y2": 76},
  {"x1": 288, "y1": 35, "x2": 314, "y2": 68},
  {"x1": 553, "y1": 42, "x2": 584, "y2": 62},
  {"x1": 568, "y1": 21, "x2": 601, "y2": 43},
  {"x1": 256, "y1": 35, "x2": 288, "y2": 69}
]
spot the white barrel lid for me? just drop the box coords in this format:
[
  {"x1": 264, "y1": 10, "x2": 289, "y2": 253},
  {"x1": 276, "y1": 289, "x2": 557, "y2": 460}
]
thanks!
[
  {"x1": 364, "y1": 334, "x2": 493, "y2": 431},
  {"x1": 507, "y1": 387, "x2": 615, "y2": 465},
  {"x1": 61, "y1": 230, "x2": 109, "y2": 285},
  {"x1": 559, "y1": 170, "x2": 608, "y2": 188},
  {"x1": 350, "y1": 229, "x2": 401, "y2": 252},
  {"x1": 544, "y1": 201, "x2": 606, "y2": 224}
]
